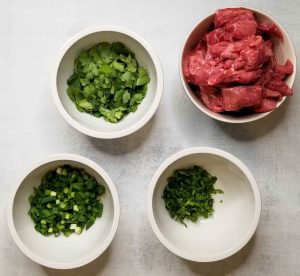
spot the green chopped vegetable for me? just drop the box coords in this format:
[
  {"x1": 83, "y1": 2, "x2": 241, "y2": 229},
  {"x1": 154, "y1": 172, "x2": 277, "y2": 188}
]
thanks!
[
  {"x1": 162, "y1": 166, "x2": 223, "y2": 226},
  {"x1": 28, "y1": 165, "x2": 105, "y2": 237},
  {"x1": 66, "y1": 42, "x2": 150, "y2": 123}
]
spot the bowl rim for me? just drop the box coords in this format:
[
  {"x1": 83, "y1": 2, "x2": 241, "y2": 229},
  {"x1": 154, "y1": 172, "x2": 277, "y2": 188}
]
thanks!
[
  {"x1": 147, "y1": 147, "x2": 261, "y2": 262},
  {"x1": 52, "y1": 25, "x2": 163, "y2": 139},
  {"x1": 179, "y1": 6, "x2": 297, "y2": 123},
  {"x1": 6, "y1": 153, "x2": 120, "y2": 269}
]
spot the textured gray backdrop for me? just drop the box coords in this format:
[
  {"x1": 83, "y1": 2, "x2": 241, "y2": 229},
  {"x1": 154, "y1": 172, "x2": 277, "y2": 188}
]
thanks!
[{"x1": 1, "y1": 0, "x2": 299, "y2": 275}]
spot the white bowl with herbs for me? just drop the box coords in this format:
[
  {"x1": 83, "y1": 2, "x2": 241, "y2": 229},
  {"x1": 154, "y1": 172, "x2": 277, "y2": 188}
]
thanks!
[
  {"x1": 52, "y1": 25, "x2": 163, "y2": 139},
  {"x1": 7, "y1": 154, "x2": 120, "y2": 269},
  {"x1": 147, "y1": 147, "x2": 261, "y2": 262}
]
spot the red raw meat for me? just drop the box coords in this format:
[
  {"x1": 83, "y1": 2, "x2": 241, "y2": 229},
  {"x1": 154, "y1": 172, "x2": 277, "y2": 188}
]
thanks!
[
  {"x1": 222, "y1": 86, "x2": 263, "y2": 111},
  {"x1": 225, "y1": 20, "x2": 257, "y2": 39},
  {"x1": 206, "y1": 29, "x2": 234, "y2": 45},
  {"x1": 266, "y1": 78, "x2": 292, "y2": 96},
  {"x1": 214, "y1": 8, "x2": 255, "y2": 28},
  {"x1": 272, "y1": 59, "x2": 293, "y2": 79},
  {"x1": 188, "y1": 35, "x2": 272, "y2": 86},
  {"x1": 264, "y1": 88, "x2": 282, "y2": 99},
  {"x1": 199, "y1": 86, "x2": 224, "y2": 113},
  {"x1": 184, "y1": 8, "x2": 294, "y2": 114},
  {"x1": 258, "y1": 23, "x2": 283, "y2": 40},
  {"x1": 253, "y1": 98, "x2": 278, "y2": 112}
]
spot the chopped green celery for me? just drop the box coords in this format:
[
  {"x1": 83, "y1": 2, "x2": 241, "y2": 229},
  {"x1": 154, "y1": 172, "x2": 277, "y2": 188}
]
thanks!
[{"x1": 66, "y1": 42, "x2": 150, "y2": 123}]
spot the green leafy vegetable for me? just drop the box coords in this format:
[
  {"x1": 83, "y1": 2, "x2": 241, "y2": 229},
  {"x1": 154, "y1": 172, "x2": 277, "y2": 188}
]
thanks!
[
  {"x1": 66, "y1": 42, "x2": 150, "y2": 123},
  {"x1": 28, "y1": 166, "x2": 105, "y2": 237},
  {"x1": 162, "y1": 166, "x2": 223, "y2": 226}
]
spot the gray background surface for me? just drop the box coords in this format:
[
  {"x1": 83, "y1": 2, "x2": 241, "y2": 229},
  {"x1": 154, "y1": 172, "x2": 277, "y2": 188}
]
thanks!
[{"x1": 1, "y1": 0, "x2": 299, "y2": 275}]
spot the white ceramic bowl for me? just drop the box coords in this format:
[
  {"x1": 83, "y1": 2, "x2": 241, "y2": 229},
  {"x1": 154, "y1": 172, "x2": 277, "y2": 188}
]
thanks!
[
  {"x1": 180, "y1": 7, "x2": 296, "y2": 123},
  {"x1": 147, "y1": 147, "x2": 261, "y2": 262},
  {"x1": 7, "y1": 154, "x2": 120, "y2": 269},
  {"x1": 52, "y1": 26, "x2": 163, "y2": 138}
]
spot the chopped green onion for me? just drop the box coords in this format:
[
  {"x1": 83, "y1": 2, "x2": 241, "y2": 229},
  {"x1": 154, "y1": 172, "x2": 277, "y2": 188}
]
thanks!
[
  {"x1": 56, "y1": 167, "x2": 62, "y2": 175},
  {"x1": 65, "y1": 213, "x2": 70, "y2": 220},
  {"x1": 75, "y1": 226, "x2": 82, "y2": 234},
  {"x1": 28, "y1": 165, "x2": 105, "y2": 237},
  {"x1": 70, "y1": 224, "x2": 77, "y2": 230}
]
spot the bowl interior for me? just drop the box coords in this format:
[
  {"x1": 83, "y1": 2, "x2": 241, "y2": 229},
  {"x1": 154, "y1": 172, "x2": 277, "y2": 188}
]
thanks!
[
  {"x1": 56, "y1": 30, "x2": 158, "y2": 134},
  {"x1": 181, "y1": 9, "x2": 296, "y2": 123},
  {"x1": 12, "y1": 159, "x2": 115, "y2": 265},
  {"x1": 152, "y1": 152, "x2": 258, "y2": 260}
]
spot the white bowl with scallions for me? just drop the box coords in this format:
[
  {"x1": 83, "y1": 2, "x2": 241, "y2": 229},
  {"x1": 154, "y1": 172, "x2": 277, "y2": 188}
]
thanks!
[
  {"x1": 147, "y1": 147, "x2": 261, "y2": 262},
  {"x1": 7, "y1": 154, "x2": 120, "y2": 269},
  {"x1": 52, "y1": 25, "x2": 163, "y2": 139}
]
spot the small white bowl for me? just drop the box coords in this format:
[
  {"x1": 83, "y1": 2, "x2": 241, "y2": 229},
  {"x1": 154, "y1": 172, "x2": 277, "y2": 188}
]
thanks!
[
  {"x1": 7, "y1": 154, "x2": 120, "y2": 269},
  {"x1": 147, "y1": 147, "x2": 261, "y2": 262},
  {"x1": 52, "y1": 26, "x2": 163, "y2": 138},
  {"x1": 180, "y1": 7, "x2": 296, "y2": 123}
]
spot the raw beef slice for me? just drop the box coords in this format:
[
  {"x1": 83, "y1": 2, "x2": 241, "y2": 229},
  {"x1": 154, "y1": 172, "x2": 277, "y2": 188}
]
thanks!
[{"x1": 222, "y1": 86, "x2": 263, "y2": 111}]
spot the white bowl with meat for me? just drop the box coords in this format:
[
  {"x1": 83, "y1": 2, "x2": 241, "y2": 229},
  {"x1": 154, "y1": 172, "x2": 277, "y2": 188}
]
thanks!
[{"x1": 180, "y1": 7, "x2": 296, "y2": 123}]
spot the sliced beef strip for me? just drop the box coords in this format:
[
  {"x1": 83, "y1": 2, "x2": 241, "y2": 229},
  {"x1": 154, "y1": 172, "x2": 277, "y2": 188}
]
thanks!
[
  {"x1": 266, "y1": 78, "x2": 292, "y2": 96},
  {"x1": 214, "y1": 8, "x2": 255, "y2": 28},
  {"x1": 257, "y1": 23, "x2": 283, "y2": 40},
  {"x1": 272, "y1": 59, "x2": 293, "y2": 79},
  {"x1": 255, "y1": 57, "x2": 293, "y2": 96},
  {"x1": 253, "y1": 97, "x2": 278, "y2": 112},
  {"x1": 187, "y1": 35, "x2": 271, "y2": 86},
  {"x1": 206, "y1": 19, "x2": 257, "y2": 45},
  {"x1": 206, "y1": 29, "x2": 234, "y2": 45},
  {"x1": 199, "y1": 86, "x2": 224, "y2": 113},
  {"x1": 222, "y1": 86, "x2": 263, "y2": 111},
  {"x1": 264, "y1": 88, "x2": 283, "y2": 99},
  {"x1": 225, "y1": 19, "x2": 257, "y2": 39}
]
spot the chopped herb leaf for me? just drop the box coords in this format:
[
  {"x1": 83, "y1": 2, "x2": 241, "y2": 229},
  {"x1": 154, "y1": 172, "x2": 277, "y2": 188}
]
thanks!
[{"x1": 162, "y1": 166, "x2": 223, "y2": 226}]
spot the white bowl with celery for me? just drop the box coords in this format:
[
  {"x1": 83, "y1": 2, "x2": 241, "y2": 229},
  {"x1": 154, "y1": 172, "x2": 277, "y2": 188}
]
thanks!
[{"x1": 52, "y1": 25, "x2": 163, "y2": 139}]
